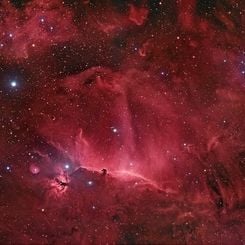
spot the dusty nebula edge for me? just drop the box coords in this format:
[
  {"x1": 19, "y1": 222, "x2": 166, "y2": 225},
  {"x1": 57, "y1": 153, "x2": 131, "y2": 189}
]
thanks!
[{"x1": 0, "y1": 0, "x2": 244, "y2": 244}]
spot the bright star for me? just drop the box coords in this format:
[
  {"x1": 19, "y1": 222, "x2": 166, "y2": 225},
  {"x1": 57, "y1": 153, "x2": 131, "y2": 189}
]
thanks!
[
  {"x1": 111, "y1": 127, "x2": 118, "y2": 133},
  {"x1": 87, "y1": 180, "x2": 93, "y2": 186},
  {"x1": 10, "y1": 81, "x2": 17, "y2": 87}
]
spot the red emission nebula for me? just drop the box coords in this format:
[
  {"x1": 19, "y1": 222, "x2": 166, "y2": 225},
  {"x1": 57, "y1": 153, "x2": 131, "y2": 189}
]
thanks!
[{"x1": 0, "y1": 0, "x2": 245, "y2": 244}]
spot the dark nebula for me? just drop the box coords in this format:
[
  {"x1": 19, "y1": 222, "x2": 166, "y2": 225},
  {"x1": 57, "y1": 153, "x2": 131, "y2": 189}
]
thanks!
[{"x1": 0, "y1": 0, "x2": 245, "y2": 244}]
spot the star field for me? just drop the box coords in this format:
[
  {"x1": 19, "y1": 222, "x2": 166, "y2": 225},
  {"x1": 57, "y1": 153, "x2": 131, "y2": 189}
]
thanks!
[{"x1": 0, "y1": 0, "x2": 245, "y2": 244}]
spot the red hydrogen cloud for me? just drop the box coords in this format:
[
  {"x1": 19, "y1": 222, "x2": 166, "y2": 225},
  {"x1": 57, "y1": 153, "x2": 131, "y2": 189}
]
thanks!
[
  {"x1": 29, "y1": 163, "x2": 40, "y2": 174},
  {"x1": 0, "y1": 0, "x2": 245, "y2": 244},
  {"x1": 129, "y1": 4, "x2": 149, "y2": 26}
]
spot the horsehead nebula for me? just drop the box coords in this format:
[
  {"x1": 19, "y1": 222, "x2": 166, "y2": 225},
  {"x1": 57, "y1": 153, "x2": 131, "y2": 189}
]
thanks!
[{"x1": 0, "y1": 0, "x2": 244, "y2": 244}]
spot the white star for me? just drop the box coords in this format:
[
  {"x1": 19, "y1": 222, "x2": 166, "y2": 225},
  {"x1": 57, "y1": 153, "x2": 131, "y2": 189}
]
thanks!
[
  {"x1": 87, "y1": 180, "x2": 93, "y2": 186},
  {"x1": 111, "y1": 127, "x2": 118, "y2": 133},
  {"x1": 10, "y1": 81, "x2": 17, "y2": 87}
]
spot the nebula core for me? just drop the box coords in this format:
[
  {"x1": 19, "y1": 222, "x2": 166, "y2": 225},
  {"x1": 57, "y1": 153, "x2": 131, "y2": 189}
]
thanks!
[{"x1": 0, "y1": 0, "x2": 245, "y2": 244}]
